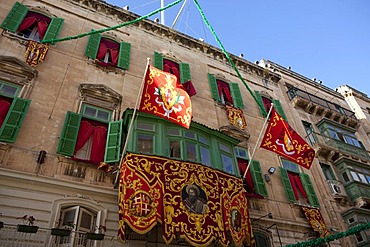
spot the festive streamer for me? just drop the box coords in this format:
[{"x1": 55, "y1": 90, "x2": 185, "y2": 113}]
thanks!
[
  {"x1": 284, "y1": 222, "x2": 370, "y2": 247},
  {"x1": 41, "y1": 0, "x2": 184, "y2": 44}
]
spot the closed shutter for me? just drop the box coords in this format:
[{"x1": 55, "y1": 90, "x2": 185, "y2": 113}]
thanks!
[
  {"x1": 154, "y1": 51, "x2": 163, "y2": 70},
  {"x1": 42, "y1": 18, "x2": 64, "y2": 43},
  {"x1": 0, "y1": 2, "x2": 28, "y2": 32},
  {"x1": 104, "y1": 120, "x2": 123, "y2": 163},
  {"x1": 179, "y1": 63, "x2": 191, "y2": 83},
  {"x1": 279, "y1": 167, "x2": 296, "y2": 203},
  {"x1": 272, "y1": 99, "x2": 287, "y2": 121},
  {"x1": 250, "y1": 160, "x2": 268, "y2": 197},
  {"x1": 0, "y1": 97, "x2": 30, "y2": 143},
  {"x1": 230, "y1": 82, "x2": 244, "y2": 109},
  {"x1": 117, "y1": 41, "x2": 131, "y2": 69},
  {"x1": 84, "y1": 30, "x2": 101, "y2": 59},
  {"x1": 300, "y1": 173, "x2": 320, "y2": 208},
  {"x1": 254, "y1": 90, "x2": 267, "y2": 117},
  {"x1": 208, "y1": 74, "x2": 220, "y2": 101},
  {"x1": 57, "y1": 111, "x2": 82, "y2": 156}
]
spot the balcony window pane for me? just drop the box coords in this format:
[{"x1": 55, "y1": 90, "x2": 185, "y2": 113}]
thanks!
[
  {"x1": 350, "y1": 171, "x2": 360, "y2": 182},
  {"x1": 200, "y1": 146, "x2": 211, "y2": 166},
  {"x1": 186, "y1": 142, "x2": 196, "y2": 161},
  {"x1": 219, "y1": 143, "x2": 231, "y2": 153},
  {"x1": 137, "y1": 134, "x2": 153, "y2": 153},
  {"x1": 358, "y1": 174, "x2": 368, "y2": 184},
  {"x1": 185, "y1": 131, "x2": 195, "y2": 139},
  {"x1": 199, "y1": 136, "x2": 209, "y2": 145},
  {"x1": 168, "y1": 128, "x2": 180, "y2": 136},
  {"x1": 170, "y1": 140, "x2": 181, "y2": 158},
  {"x1": 138, "y1": 123, "x2": 155, "y2": 131},
  {"x1": 366, "y1": 175, "x2": 370, "y2": 183},
  {"x1": 221, "y1": 154, "x2": 234, "y2": 174}
]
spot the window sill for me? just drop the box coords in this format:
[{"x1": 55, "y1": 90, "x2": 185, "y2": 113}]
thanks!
[{"x1": 87, "y1": 59, "x2": 126, "y2": 75}]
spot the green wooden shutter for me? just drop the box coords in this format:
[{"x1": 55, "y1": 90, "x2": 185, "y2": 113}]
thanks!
[
  {"x1": 0, "y1": 97, "x2": 30, "y2": 143},
  {"x1": 84, "y1": 30, "x2": 101, "y2": 59},
  {"x1": 300, "y1": 173, "x2": 320, "y2": 208},
  {"x1": 279, "y1": 167, "x2": 296, "y2": 203},
  {"x1": 179, "y1": 63, "x2": 191, "y2": 84},
  {"x1": 254, "y1": 90, "x2": 267, "y2": 117},
  {"x1": 57, "y1": 112, "x2": 82, "y2": 156},
  {"x1": 230, "y1": 82, "x2": 244, "y2": 109},
  {"x1": 42, "y1": 18, "x2": 64, "y2": 43},
  {"x1": 208, "y1": 74, "x2": 220, "y2": 101},
  {"x1": 104, "y1": 120, "x2": 123, "y2": 163},
  {"x1": 154, "y1": 51, "x2": 163, "y2": 70},
  {"x1": 273, "y1": 99, "x2": 287, "y2": 121},
  {"x1": 117, "y1": 41, "x2": 131, "y2": 69},
  {"x1": 0, "y1": 2, "x2": 28, "y2": 32},
  {"x1": 250, "y1": 160, "x2": 268, "y2": 197}
]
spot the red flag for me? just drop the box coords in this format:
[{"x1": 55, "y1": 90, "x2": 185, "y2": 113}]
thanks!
[
  {"x1": 260, "y1": 108, "x2": 315, "y2": 169},
  {"x1": 139, "y1": 65, "x2": 192, "y2": 129}
]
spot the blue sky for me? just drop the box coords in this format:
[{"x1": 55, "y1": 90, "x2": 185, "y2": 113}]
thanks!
[{"x1": 106, "y1": 0, "x2": 369, "y2": 95}]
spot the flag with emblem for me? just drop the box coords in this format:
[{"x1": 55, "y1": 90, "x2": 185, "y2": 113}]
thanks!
[
  {"x1": 139, "y1": 65, "x2": 192, "y2": 129},
  {"x1": 225, "y1": 105, "x2": 247, "y2": 129},
  {"x1": 260, "y1": 108, "x2": 315, "y2": 169}
]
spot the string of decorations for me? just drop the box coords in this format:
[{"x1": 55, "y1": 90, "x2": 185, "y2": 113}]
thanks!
[
  {"x1": 284, "y1": 222, "x2": 370, "y2": 247},
  {"x1": 41, "y1": 0, "x2": 184, "y2": 44}
]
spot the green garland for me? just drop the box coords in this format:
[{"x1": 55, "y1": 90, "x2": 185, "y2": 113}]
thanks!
[
  {"x1": 41, "y1": 0, "x2": 184, "y2": 44},
  {"x1": 284, "y1": 222, "x2": 370, "y2": 247}
]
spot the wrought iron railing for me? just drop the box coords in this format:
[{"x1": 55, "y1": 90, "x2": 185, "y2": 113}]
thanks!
[
  {"x1": 0, "y1": 224, "x2": 119, "y2": 247},
  {"x1": 287, "y1": 87, "x2": 356, "y2": 119}
]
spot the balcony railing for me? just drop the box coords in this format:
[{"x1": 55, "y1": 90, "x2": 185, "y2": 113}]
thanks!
[
  {"x1": 0, "y1": 224, "x2": 118, "y2": 247},
  {"x1": 287, "y1": 87, "x2": 356, "y2": 119}
]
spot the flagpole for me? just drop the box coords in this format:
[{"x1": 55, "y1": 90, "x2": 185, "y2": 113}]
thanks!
[
  {"x1": 114, "y1": 58, "x2": 151, "y2": 186},
  {"x1": 242, "y1": 103, "x2": 274, "y2": 180}
]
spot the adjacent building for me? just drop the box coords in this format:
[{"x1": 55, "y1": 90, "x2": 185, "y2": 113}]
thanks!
[{"x1": 0, "y1": 0, "x2": 369, "y2": 246}]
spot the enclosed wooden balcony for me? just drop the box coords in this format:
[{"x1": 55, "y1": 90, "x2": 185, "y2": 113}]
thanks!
[{"x1": 287, "y1": 87, "x2": 359, "y2": 129}]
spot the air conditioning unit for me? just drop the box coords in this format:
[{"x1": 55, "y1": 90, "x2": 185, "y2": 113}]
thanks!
[{"x1": 327, "y1": 180, "x2": 346, "y2": 197}]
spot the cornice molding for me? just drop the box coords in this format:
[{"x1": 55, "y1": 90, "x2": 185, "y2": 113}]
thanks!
[{"x1": 63, "y1": 0, "x2": 280, "y2": 85}]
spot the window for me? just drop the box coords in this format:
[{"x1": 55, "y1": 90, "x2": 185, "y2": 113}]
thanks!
[
  {"x1": 208, "y1": 73, "x2": 244, "y2": 108},
  {"x1": 254, "y1": 231, "x2": 272, "y2": 247},
  {"x1": 255, "y1": 90, "x2": 287, "y2": 120},
  {"x1": 236, "y1": 147, "x2": 268, "y2": 198},
  {"x1": 166, "y1": 127, "x2": 212, "y2": 166},
  {"x1": 0, "y1": 81, "x2": 31, "y2": 143},
  {"x1": 302, "y1": 121, "x2": 316, "y2": 146},
  {"x1": 0, "y1": 2, "x2": 64, "y2": 42},
  {"x1": 136, "y1": 122, "x2": 156, "y2": 154},
  {"x1": 347, "y1": 167, "x2": 370, "y2": 185},
  {"x1": 84, "y1": 32, "x2": 131, "y2": 69},
  {"x1": 320, "y1": 163, "x2": 335, "y2": 180},
  {"x1": 154, "y1": 51, "x2": 196, "y2": 97},
  {"x1": 322, "y1": 124, "x2": 362, "y2": 148},
  {"x1": 57, "y1": 85, "x2": 123, "y2": 164},
  {"x1": 279, "y1": 160, "x2": 320, "y2": 207}
]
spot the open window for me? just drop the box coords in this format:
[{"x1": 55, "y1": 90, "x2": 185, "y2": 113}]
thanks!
[
  {"x1": 84, "y1": 31, "x2": 131, "y2": 70},
  {"x1": 236, "y1": 147, "x2": 267, "y2": 198},
  {"x1": 0, "y1": 2, "x2": 64, "y2": 43},
  {"x1": 279, "y1": 159, "x2": 320, "y2": 207},
  {"x1": 154, "y1": 51, "x2": 196, "y2": 96},
  {"x1": 57, "y1": 84, "x2": 123, "y2": 164},
  {"x1": 208, "y1": 73, "x2": 244, "y2": 108},
  {"x1": 255, "y1": 90, "x2": 287, "y2": 120},
  {"x1": 0, "y1": 56, "x2": 36, "y2": 143}
]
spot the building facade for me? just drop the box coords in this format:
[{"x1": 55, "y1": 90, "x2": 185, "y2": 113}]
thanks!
[{"x1": 0, "y1": 0, "x2": 369, "y2": 246}]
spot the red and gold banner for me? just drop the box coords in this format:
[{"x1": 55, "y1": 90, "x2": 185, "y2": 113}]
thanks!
[
  {"x1": 118, "y1": 153, "x2": 254, "y2": 247},
  {"x1": 226, "y1": 105, "x2": 247, "y2": 130},
  {"x1": 139, "y1": 65, "x2": 192, "y2": 129},
  {"x1": 260, "y1": 108, "x2": 315, "y2": 169},
  {"x1": 301, "y1": 206, "x2": 330, "y2": 238},
  {"x1": 25, "y1": 40, "x2": 49, "y2": 67}
]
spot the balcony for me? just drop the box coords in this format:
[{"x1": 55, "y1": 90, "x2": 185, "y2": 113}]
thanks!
[
  {"x1": 0, "y1": 224, "x2": 118, "y2": 247},
  {"x1": 308, "y1": 132, "x2": 370, "y2": 163},
  {"x1": 287, "y1": 87, "x2": 359, "y2": 129}
]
